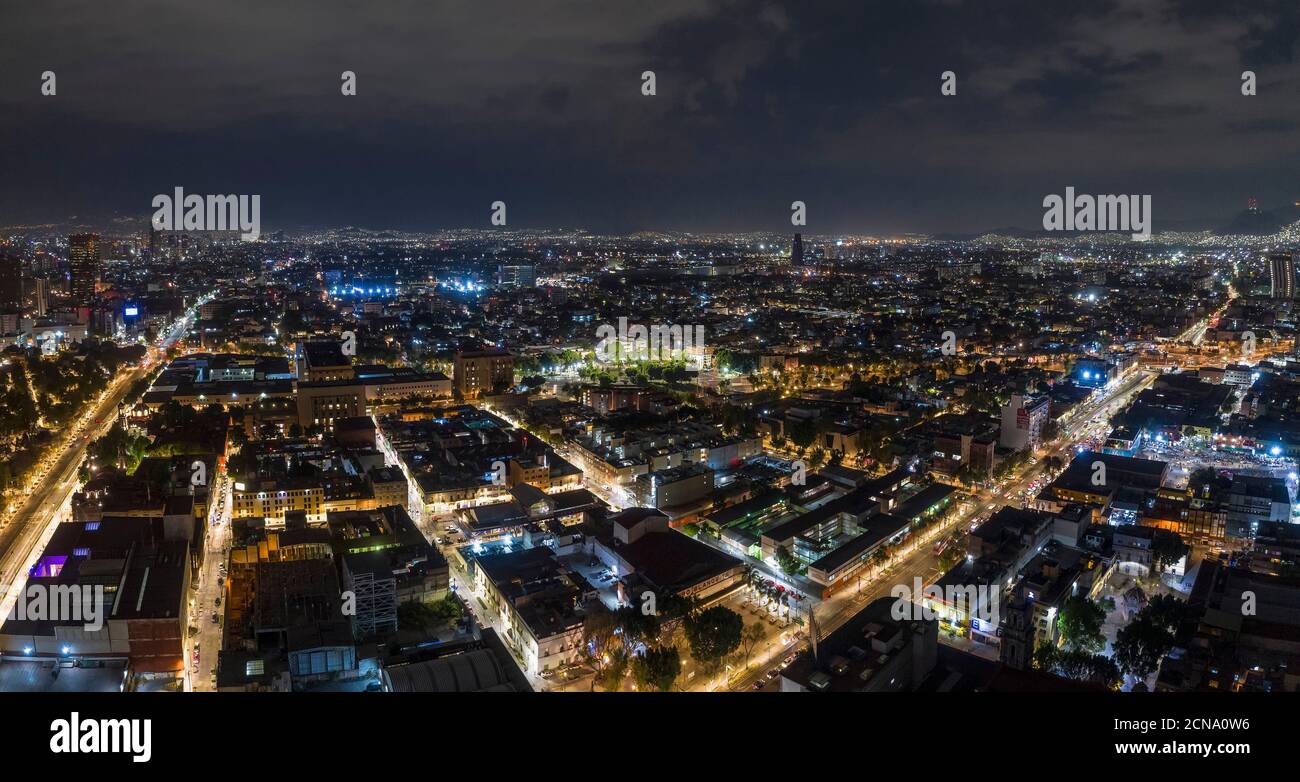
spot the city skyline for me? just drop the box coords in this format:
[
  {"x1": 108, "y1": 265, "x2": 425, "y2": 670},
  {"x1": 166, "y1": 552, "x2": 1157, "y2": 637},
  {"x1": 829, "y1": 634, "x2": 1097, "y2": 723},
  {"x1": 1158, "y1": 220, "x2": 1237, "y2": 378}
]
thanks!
[{"x1": 3, "y1": 3, "x2": 1297, "y2": 762}]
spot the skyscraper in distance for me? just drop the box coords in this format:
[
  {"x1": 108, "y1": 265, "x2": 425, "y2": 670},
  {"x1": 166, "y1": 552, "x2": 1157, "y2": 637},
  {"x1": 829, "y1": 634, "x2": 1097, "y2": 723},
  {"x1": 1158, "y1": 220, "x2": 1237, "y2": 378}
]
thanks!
[
  {"x1": 1269, "y1": 252, "x2": 1294, "y2": 300},
  {"x1": 792, "y1": 233, "x2": 804, "y2": 266},
  {"x1": 0, "y1": 255, "x2": 21, "y2": 310},
  {"x1": 34, "y1": 276, "x2": 49, "y2": 317},
  {"x1": 69, "y1": 233, "x2": 101, "y2": 305}
]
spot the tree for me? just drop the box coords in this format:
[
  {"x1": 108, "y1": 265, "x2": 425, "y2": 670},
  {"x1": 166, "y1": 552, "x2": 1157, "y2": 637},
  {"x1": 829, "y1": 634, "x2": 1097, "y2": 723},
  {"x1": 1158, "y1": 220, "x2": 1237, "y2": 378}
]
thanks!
[
  {"x1": 1143, "y1": 593, "x2": 1188, "y2": 631},
  {"x1": 789, "y1": 418, "x2": 818, "y2": 455},
  {"x1": 580, "y1": 608, "x2": 621, "y2": 691},
  {"x1": 631, "y1": 645, "x2": 682, "y2": 692},
  {"x1": 774, "y1": 545, "x2": 803, "y2": 577},
  {"x1": 871, "y1": 545, "x2": 892, "y2": 573},
  {"x1": 1151, "y1": 531, "x2": 1190, "y2": 574},
  {"x1": 713, "y1": 348, "x2": 734, "y2": 374},
  {"x1": 1055, "y1": 650, "x2": 1122, "y2": 689},
  {"x1": 738, "y1": 622, "x2": 765, "y2": 669},
  {"x1": 684, "y1": 606, "x2": 743, "y2": 672},
  {"x1": 615, "y1": 605, "x2": 659, "y2": 652},
  {"x1": 598, "y1": 648, "x2": 629, "y2": 692},
  {"x1": 1034, "y1": 641, "x2": 1121, "y2": 689},
  {"x1": 1032, "y1": 640, "x2": 1059, "y2": 671},
  {"x1": 1113, "y1": 615, "x2": 1174, "y2": 683},
  {"x1": 397, "y1": 601, "x2": 448, "y2": 633},
  {"x1": 1057, "y1": 596, "x2": 1107, "y2": 654},
  {"x1": 428, "y1": 595, "x2": 463, "y2": 621},
  {"x1": 938, "y1": 543, "x2": 965, "y2": 573},
  {"x1": 1113, "y1": 595, "x2": 1185, "y2": 683}
]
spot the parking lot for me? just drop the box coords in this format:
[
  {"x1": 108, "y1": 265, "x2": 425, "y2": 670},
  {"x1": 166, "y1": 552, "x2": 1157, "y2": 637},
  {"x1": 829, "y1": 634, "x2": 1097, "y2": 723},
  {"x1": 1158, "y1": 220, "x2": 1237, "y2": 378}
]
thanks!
[{"x1": 559, "y1": 553, "x2": 623, "y2": 610}]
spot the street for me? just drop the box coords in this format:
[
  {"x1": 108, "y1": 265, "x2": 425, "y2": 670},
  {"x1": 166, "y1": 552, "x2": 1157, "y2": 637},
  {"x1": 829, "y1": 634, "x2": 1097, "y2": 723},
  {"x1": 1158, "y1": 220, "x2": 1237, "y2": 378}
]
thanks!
[
  {"x1": 187, "y1": 471, "x2": 232, "y2": 691},
  {"x1": 0, "y1": 304, "x2": 202, "y2": 633}
]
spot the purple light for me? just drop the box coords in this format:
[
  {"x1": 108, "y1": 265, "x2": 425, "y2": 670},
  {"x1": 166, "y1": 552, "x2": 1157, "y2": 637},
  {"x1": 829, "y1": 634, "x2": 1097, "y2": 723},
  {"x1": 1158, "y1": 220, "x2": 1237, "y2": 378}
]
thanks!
[{"x1": 31, "y1": 554, "x2": 67, "y2": 578}]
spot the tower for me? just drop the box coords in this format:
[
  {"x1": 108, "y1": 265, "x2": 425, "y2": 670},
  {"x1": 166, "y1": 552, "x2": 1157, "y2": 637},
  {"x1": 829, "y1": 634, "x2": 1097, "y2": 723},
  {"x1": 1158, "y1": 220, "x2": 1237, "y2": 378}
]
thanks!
[
  {"x1": 68, "y1": 233, "x2": 101, "y2": 306},
  {"x1": 34, "y1": 276, "x2": 48, "y2": 317},
  {"x1": 792, "y1": 233, "x2": 804, "y2": 266},
  {"x1": 999, "y1": 582, "x2": 1034, "y2": 671},
  {"x1": 1269, "y1": 252, "x2": 1294, "y2": 300}
]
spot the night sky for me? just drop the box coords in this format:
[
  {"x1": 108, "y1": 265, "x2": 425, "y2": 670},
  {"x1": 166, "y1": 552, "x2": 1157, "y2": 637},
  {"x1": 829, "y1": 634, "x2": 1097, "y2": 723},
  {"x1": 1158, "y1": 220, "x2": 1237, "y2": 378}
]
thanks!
[{"x1": 3, "y1": 0, "x2": 1299, "y2": 235}]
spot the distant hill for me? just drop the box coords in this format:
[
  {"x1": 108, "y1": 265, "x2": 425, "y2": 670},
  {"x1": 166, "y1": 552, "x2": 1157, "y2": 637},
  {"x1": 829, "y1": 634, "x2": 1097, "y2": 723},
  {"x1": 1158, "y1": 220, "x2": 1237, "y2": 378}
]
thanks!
[{"x1": 1218, "y1": 203, "x2": 1300, "y2": 236}]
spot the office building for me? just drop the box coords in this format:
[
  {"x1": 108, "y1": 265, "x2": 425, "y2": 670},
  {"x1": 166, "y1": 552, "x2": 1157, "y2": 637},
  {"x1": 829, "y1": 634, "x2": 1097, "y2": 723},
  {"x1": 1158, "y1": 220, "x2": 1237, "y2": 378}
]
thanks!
[
  {"x1": 68, "y1": 233, "x2": 101, "y2": 306},
  {"x1": 1269, "y1": 252, "x2": 1294, "y2": 300},
  {"x1": 453, "y1": 347, "x2": 514, "y2": 398},
  {"x1": 999, "y1": 394, "x2": 1050, "y2": 452}
]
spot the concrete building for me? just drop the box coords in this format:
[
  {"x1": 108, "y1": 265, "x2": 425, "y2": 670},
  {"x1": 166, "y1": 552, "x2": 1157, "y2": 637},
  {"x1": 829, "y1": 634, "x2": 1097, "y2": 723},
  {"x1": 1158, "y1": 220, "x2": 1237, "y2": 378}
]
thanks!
[
  {"x1": 631, "y1": 463, "x2": 715, "y2": 511},
  {"x1": 0, "y1": 517, "x2": 190, "y2": 674},
  {"x1": 473, "y1": 546, "x2": 588, "y2": 676},
  {"x1": 780, "y1": 597, "x2": 938, "y2": 692},
  {"x1": 295, "y1": 380, "x2": 367, "y2": 430},
  {"x1": 297, "y1": 340, "x2": 355, "y2": 382},
  {"x1": 1000, "y1": 394, "x2": 1050, "y2": 452},
  {"x1": 454, "y1": 348, "x2": 514, "y2": 398}
]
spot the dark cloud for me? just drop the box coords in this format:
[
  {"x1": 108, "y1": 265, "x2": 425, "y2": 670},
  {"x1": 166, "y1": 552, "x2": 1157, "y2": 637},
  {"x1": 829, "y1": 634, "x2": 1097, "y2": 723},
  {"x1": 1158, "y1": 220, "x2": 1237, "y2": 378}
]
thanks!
[{"x1": 1, "y1": 0, "x2": 1298, "y2": 234}]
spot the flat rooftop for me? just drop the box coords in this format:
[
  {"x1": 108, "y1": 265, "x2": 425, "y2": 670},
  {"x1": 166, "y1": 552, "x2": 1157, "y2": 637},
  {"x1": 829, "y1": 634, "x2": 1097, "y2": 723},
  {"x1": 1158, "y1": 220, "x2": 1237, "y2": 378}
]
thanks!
[{"x1": 0, "y1": 660, "x2": 128, "y2": 692}]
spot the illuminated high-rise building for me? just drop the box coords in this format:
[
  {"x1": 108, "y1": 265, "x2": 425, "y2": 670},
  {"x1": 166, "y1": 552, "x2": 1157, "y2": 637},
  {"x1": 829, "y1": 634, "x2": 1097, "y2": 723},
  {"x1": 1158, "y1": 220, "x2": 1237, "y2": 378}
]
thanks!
[
  {"x1": 792, "y1": 233, "x2": 804, "y2": 266},
  {"x1": 1269, "y1": 252, "x2": 1294, "y2": 300},
  {"x1": 68, "y1": 233, "x2": 101, "y2": 305},
  {"x1": 32, "y1": 246, "x2": 54, "y2": 276},
  {"x1": 34, "y1": 276, "x2": 49, "y2": 317}
]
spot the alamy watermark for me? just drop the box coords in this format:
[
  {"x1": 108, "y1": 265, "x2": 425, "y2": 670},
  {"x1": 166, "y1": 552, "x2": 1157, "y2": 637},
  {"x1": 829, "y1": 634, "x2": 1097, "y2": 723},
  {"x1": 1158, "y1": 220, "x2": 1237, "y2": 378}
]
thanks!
[
  {"x1": 151, "y1": 187, "x2": 261, "y2": 240},
  {"x1": 1042, "y1": 187, "x2": 1151, "y2": 241},
  {"x1": 4, "y1": 583, "x2": 105, "y2": 631},
  {"x1": 594, "y1": 317, "x2": 705, "y2": 363},
  {"x1": 50, "y1": 712, "x2": 151, "y2": 763},
  {"x1": 890, "y1": 577, "x2": 1000, "y2": 627}
]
